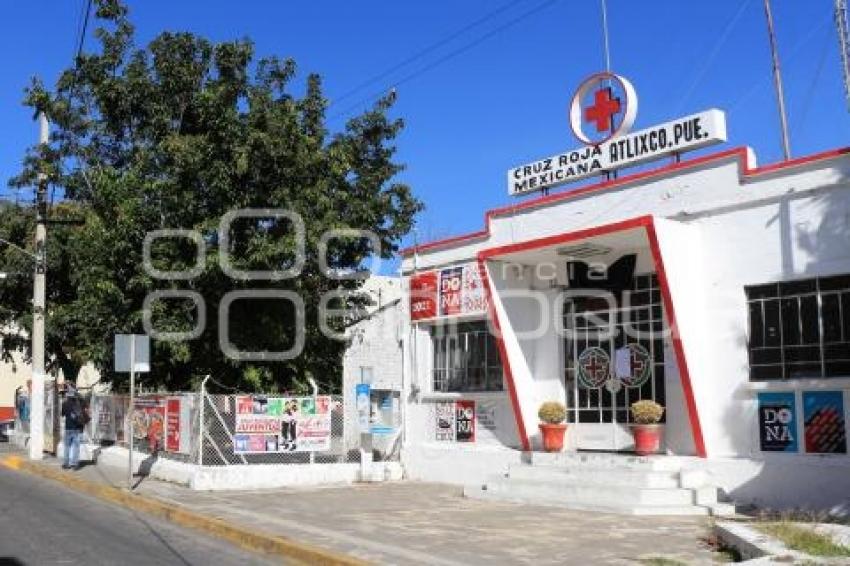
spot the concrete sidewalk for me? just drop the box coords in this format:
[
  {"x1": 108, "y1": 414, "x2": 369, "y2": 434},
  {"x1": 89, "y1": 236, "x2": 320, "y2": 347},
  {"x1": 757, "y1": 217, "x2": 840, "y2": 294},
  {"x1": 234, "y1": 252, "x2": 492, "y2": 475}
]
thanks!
[{"x1": 12, "y1": 451, "x2": 723, "y2": 565}]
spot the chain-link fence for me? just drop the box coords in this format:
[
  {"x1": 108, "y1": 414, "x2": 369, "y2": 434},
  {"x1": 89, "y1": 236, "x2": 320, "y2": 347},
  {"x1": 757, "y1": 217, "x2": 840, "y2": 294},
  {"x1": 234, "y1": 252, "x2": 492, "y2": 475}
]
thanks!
[
  {"x1": 83, "y1": 388, "x2": 399, "y2": 467},
  {"x1": 199, "y1": 394, "x2": 363, "y2": 465}
]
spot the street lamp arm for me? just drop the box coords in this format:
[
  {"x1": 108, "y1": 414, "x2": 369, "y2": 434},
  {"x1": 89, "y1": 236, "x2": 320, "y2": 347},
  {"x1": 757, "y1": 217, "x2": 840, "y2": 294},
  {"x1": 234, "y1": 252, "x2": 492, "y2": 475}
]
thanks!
[{"x1": 0, "y1": 238, "x2": 38, "y2": 261}]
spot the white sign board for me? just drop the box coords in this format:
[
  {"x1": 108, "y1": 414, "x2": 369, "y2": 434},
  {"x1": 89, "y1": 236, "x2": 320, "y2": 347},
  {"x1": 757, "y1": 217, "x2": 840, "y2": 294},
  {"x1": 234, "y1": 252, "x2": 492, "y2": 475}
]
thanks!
[
  {"x1": 114, "y1": 334, "x2": 150, "y2": 373},
  {"x1": 508, "y1": 109, "x2": 727, "y2": 196}
]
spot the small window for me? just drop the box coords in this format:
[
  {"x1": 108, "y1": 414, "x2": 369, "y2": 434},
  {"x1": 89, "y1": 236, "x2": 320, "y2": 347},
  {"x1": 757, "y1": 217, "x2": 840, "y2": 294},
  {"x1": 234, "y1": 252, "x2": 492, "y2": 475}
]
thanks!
[
  {"x1": 746, "y1": 275, "x2": 850, "y2": 381},
  {"x1": 431, "y1": 321, "x2": 504, "y2": 392}
]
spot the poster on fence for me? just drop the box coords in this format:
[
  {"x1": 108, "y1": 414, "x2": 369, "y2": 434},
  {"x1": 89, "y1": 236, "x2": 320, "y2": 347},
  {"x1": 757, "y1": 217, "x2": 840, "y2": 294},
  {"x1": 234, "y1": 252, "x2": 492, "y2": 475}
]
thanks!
[
  {"x1": 165, "y1": 396, "x2": 194, "y2": 454},
  {"x1": 91, "y1": 395, "x2": 116, "y2": 442},
  {"x1": 132, "y1": 396, "x2": 165, "y2": 452},
  {"x1": 234, "y1": 395, "x2": 332, "y2": 454}
]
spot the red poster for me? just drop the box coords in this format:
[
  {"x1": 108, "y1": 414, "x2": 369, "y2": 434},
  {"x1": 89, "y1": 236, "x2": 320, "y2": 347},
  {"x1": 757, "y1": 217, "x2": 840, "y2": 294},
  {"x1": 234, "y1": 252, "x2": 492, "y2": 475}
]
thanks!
[
  {"x1": 440, "y1": 267, "x2": 463, "y2": 316},
  {"x1": 410, "y1": 272, "x2": 438, "y2": 320},
  {"x1": 236, "y1": 396, "x2": 254, "y2": 414},
  {"x1": 456, "y1": 400, "x2": 475, "y2": 442},
  {"x1": 165, "y1": 398, "x2": 180, "y2": 453}
]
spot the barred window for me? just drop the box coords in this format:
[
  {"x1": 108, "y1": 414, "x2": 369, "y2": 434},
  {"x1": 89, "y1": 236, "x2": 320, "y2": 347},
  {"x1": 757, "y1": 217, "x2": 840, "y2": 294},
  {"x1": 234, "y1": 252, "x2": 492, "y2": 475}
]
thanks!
[
  {"x1": 431, "y1": 321, "x2": 503, "y2": 393},
  {"x1": 746, "y1": 275, "x2": 850, "y2": 381}
]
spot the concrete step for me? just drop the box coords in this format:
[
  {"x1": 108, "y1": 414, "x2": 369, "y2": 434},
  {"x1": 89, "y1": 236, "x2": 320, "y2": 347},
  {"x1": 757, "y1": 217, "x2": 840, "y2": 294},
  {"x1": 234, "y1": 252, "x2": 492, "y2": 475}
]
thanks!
[
  {"x1": 507, "y1": 463, "x2": 682, "y2": 488},
  {"x1": 464, "y1": 484, "x2": 711, "y2": 516},
  {"x1": 483, "y1": 476, "x2": 700, "y2": 507},
  {"x1": 526, "y1": 451, "x2": 686, "y2": 472}
]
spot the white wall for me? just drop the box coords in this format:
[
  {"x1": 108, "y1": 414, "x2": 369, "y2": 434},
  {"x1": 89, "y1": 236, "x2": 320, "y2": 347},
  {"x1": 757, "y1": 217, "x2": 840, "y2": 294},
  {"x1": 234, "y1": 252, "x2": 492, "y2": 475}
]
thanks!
[{"x1": 342, "y1": 276, "x2": 404, "y2": 454}]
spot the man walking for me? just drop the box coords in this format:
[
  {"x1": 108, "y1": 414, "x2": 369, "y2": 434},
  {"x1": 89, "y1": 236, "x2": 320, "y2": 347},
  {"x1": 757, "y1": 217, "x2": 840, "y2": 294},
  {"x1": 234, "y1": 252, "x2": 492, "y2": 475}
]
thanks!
[{"x1": 60, "y1": 383, "x2": 87, "y2": 470}]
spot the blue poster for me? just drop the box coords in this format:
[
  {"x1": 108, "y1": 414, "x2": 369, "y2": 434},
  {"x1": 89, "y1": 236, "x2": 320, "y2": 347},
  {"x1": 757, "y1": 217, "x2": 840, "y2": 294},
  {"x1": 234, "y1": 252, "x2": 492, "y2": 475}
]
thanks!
[
  {"x1": 355, "y1": 383, "x2": 371, "y2": 432},
  {"x1": 757, "y1": 392, "x2": 797, "y2": 452},
  {"x1": 803, "y1": 391, "x2": 847, "y2": 454}
]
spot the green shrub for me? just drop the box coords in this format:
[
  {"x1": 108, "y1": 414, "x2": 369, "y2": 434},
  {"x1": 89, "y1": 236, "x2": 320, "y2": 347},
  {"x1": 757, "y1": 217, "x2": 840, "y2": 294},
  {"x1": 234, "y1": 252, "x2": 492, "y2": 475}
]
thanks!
[
  {"x1": 631, "y1": 400, "x2": 664, "y2": 424},
  {"x1": 538, "y1": 401, "x2": 566, "y2": 424}
]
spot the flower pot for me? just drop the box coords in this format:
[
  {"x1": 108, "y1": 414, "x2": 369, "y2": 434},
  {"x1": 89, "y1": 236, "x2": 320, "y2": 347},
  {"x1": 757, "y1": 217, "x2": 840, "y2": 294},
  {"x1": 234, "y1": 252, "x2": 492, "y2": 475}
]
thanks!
[
  {"x1": 632, "y1": 424, "x2": 662, "y2": 455},
  {"x1": 539, "y1": 423, "x2": 568, "y2": 452}
]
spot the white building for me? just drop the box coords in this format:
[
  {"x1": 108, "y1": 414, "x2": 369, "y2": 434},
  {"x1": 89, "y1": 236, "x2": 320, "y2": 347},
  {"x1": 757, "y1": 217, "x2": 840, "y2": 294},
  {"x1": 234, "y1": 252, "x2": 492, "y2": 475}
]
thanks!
[
  {"x1": 393, "y1": 123, "x2": 850, "y2": 512},
  {"x1": 342, "y1": 276, "x2": 404, "y2": 460}
]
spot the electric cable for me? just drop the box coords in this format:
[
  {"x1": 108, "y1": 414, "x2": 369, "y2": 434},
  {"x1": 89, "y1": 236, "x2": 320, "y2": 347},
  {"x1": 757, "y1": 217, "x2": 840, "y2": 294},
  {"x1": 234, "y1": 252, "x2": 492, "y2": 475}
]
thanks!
[
  {"x1": 674, "y1": 0, "x2": 754, "y2": 115},
  {"x1": 328, "y1": 0, "x2": 562, "y2": 122},
  {"x1": 329, "y1": 0, "x2": 532, "y2": 108}
]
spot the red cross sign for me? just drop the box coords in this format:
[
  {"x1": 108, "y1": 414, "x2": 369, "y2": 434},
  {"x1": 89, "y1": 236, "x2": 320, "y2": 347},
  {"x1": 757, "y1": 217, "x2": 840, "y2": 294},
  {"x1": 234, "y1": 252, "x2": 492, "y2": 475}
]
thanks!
[
  {"x1": 583, "y1": 352, "x2": 608, "y2": 382},
  {"x1": 569, "y1": 72, "x2": 638, "y2": 145},
  {"x1": 585, "y1": 87, "x2": 621, "y2": 133}
]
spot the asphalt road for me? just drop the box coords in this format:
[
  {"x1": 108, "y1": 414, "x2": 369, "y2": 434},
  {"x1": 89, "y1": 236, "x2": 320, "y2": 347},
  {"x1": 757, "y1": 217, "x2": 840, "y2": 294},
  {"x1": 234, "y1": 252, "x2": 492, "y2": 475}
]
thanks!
[{"x1": 0, "y1": 462, "x2": 278, "y2": 566}]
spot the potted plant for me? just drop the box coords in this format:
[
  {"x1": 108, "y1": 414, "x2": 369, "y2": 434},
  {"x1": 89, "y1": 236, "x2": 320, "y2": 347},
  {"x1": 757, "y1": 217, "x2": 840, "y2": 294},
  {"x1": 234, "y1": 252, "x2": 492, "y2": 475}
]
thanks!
[
  {"x1": 630, "y1": 400, "x2": 664, "y2": 456},
  {"x1": 538, "y1": 401, "x2": 568, "y2": 452}
]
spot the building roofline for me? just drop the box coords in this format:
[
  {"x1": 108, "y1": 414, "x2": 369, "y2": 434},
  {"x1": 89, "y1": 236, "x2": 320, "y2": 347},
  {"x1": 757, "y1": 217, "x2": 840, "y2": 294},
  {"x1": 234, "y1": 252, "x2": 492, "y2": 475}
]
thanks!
[{"x1": 401, "y1": 145, "x2": 850, "y2": 258}]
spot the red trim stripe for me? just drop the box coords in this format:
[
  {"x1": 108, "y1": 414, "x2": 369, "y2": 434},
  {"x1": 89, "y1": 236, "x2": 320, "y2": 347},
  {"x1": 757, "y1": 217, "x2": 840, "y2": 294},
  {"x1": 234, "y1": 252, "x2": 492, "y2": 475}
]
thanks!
[
  {"x1": 402, "y1": 146, "x2": 850, "y2": 257},
  {"x1": 645, "y1": 222, "x2": 707, "y2": 457},
  {"x1": 476, "y1": 215, "x2": 707, "y2": 457},
  {"x1": 477, "y1": 257, "x2": 531, "y2": 452}
]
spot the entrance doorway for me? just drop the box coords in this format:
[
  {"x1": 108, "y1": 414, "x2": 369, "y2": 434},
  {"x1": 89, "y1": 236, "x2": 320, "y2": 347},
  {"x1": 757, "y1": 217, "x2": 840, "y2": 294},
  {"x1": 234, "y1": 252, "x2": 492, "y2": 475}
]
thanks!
[{"x1": 563, "y1": 273, "x2": 667, "y2": 451}]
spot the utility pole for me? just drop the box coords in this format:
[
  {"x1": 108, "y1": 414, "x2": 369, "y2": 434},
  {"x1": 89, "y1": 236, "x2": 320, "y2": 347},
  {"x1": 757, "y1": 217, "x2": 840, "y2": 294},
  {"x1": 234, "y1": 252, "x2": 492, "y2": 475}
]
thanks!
[
  {"x1": 763, "y1": 0, "x2": 792, "y2": 160},
  {"x1": 836, "y1": 0, "x2": 850, "y2": 111},
  {"x1": 29, "y1": 112, "x2": 49, "y2": 460}
]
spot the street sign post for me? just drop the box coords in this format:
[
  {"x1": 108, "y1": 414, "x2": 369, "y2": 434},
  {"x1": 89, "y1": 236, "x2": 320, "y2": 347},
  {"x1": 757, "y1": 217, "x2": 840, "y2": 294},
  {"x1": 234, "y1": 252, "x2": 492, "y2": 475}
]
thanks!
[{"x1": 114, "y1": 334, "x2": 150, "y2": 489}]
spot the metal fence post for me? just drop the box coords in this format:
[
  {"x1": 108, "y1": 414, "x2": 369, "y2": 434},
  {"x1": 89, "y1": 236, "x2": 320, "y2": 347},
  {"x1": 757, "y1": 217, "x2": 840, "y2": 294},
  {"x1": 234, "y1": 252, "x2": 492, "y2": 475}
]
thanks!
[{"x1": 198, "y1": 375, "x2": 210, "y2": 466}]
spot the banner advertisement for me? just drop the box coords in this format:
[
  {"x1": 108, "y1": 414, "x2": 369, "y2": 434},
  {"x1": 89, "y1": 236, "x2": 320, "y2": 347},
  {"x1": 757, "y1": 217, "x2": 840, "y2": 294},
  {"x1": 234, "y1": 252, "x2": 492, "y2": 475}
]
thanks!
[
  {"x1": 165, "y1": 396, "x2": 193, "y2": 454},
  {"x1": 132, "y1": 396, "x2": 165, "y2": 452},
  {"x1": 91, "y1": 395, "x2": 116, "y2": 442},
  {"x1": 411, "y1": 263, "x2": 487, "y2": 321},
  {"x1": 410, "y1": 272, "x2": 438, "y2": 320},
  {"x1": 370, "y1": 390, "x2": 400, "y2": 435},
  {"x1": 234, "y1": 395, "x2": 332, "y2": 454},
  {"x1": 803, "y1": 391, "x2": 847, "y2": 454},
  {"x1": 356, "y1": 384, "x2": 371, "y2": 432},
  {"x1": 435, "y1": 402, "x2": 455, "y2": 442},
  {"x1": 456, "y1": 400, "x2": 476, "y2": 442},
  {"x1": 757, "y1": 392, "x2": 797, "y2": 452}
]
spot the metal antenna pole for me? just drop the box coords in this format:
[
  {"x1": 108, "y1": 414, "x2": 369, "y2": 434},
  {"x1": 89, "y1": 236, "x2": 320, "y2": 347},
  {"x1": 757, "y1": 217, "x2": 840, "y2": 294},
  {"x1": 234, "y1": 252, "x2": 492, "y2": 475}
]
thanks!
[
  {"x1": 763, "y1": 0, "x2": 792, "y2": 160},
  {"x1": 836, "y1": 0, "x2": 850, "y2": 111},
  {"x1": 601, "y1": 0, "x2": 612, "y2": 73},
  {"x1": 29, "y1": 113, "x2": 49, "y2": 461}
]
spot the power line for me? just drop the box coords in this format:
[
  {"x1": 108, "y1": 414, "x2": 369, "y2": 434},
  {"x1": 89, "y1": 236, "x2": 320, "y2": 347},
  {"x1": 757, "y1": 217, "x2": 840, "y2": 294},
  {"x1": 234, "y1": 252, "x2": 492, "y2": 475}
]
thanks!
[
  {"x1": 728, "y1": 14, "x2": 830, "y2": 116},
  {"x1": 329, "y1": 0, "x2": 532, "y2": 108},
  {"x1": 328, "y1": 0, "x2": 562, "y2": 122},
  {"x1": 673, "y1": 0, "x2": 754, "y2": 115}
]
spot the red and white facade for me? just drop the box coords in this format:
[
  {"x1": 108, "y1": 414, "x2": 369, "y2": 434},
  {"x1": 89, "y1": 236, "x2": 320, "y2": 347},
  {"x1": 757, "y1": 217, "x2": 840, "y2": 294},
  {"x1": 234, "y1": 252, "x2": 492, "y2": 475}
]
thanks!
[{"x1": 396, "y1": 145, "x2": 850, "y2": 510}]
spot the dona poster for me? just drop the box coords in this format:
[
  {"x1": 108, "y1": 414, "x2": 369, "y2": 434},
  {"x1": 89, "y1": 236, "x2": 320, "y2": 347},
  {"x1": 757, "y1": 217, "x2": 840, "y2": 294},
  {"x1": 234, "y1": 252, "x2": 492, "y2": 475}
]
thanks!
[
  {"x1": 803, "y1": 391, "x2": 847, "y2": 454},
  {"x1": 234, "y1": 395, "x2": 332, "y2": 454},
  {"x1": 757, "y1": 392, "x2": 797, "y2": 452}
]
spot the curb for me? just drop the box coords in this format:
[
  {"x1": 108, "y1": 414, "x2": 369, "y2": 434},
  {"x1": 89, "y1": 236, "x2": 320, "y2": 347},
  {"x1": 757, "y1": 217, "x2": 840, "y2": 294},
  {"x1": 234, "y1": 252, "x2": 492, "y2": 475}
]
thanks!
[{"x1": 1, "y1": 455, "x2": 368, "y2": 566}]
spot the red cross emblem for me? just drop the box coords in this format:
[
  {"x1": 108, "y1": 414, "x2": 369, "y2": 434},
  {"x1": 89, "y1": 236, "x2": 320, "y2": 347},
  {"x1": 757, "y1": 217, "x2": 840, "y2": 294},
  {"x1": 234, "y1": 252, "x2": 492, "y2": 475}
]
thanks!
[
  {"x1": 584, "y1": 87, "x2": 621, "y2": 133},
  {"x1": 569, "y1": 72, "x2": 637, "y2": 145},
  {"x1": 630, "y1": 349, "x2": 646, "y2": 379},
  {"x1": 583, "y1": 352, "x2": 608, "y2": 382}
]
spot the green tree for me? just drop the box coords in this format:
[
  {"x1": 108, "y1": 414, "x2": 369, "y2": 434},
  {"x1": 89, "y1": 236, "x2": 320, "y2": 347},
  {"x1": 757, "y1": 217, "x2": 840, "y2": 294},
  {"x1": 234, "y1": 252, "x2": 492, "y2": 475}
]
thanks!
[{"x1": 3, "y1": 0, "x2": 422, "y2": 393}]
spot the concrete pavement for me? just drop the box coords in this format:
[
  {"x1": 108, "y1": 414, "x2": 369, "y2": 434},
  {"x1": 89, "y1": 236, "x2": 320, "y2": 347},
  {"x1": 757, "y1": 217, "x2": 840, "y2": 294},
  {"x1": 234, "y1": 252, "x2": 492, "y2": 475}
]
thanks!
[{"x1": 10, "y1": 449, "x2": 725, "y2": 565}]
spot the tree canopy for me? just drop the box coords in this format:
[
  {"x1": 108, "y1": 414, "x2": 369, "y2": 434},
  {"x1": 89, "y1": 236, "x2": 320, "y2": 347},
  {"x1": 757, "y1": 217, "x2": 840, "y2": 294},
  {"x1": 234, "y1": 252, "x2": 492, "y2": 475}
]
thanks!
[{"x1": 2, "y1": 0, "x2": 422, "y2": 393}]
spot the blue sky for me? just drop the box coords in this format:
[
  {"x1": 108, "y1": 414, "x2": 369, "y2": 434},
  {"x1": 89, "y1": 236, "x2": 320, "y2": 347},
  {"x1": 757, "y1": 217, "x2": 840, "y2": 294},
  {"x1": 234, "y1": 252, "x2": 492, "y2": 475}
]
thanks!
[{"x1": 1, "y1": 0, "x2": 847, "y2": 265}]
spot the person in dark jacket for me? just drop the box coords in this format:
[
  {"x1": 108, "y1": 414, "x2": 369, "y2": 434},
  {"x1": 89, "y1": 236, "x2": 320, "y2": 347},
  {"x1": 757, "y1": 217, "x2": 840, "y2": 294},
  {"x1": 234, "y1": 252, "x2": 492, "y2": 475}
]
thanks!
[{"x1": 60, "y1": 383, "x2": 87, "y2": 470}]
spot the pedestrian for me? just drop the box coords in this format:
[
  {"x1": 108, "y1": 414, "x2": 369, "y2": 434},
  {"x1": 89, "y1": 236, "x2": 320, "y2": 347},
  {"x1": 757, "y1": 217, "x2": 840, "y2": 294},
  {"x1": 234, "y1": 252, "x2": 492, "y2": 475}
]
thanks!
[{"x1": 60, "y1": 382, "x2": 88, "y2": 470}]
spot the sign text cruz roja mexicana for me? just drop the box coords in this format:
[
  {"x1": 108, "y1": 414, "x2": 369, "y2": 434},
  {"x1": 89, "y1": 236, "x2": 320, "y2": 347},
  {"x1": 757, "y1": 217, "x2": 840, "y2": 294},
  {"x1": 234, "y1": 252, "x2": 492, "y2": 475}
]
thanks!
[{"x1": 508, "y1": 109, "x2": 727, "y2": 196}]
